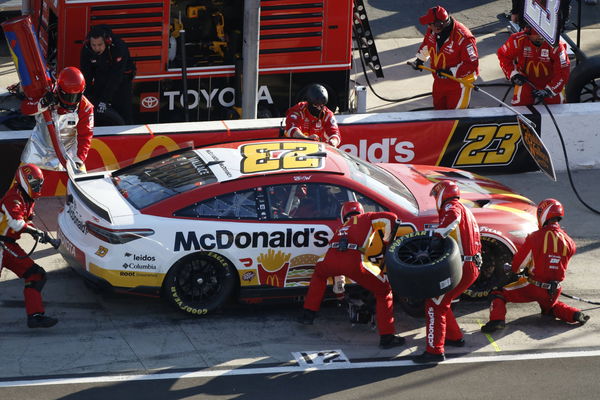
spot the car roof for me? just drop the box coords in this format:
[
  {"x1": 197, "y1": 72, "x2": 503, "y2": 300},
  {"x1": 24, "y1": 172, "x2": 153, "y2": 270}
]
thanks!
[{"x1": 194, "y1": 139, "x2": 346, "y2": 183}]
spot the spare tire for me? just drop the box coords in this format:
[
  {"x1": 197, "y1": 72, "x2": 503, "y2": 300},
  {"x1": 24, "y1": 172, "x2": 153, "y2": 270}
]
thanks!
[
  {"x1": 385, "y1": 231, "x2": 462, "y2": 299},
  {"x1": 565, "y1": 56, "x2": 600, "y2": 103}
]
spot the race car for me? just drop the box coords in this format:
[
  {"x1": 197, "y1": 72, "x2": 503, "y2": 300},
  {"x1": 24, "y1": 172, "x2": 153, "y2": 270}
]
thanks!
[{"x1": 57, "y1": 138, "x2": 537, "y2": 315}]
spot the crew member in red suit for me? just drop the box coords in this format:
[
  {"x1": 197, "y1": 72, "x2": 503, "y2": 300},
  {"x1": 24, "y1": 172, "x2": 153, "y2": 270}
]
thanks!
[
  {"x1": 497, "y1": 26, "x2": 570, "y2": 106},
  {"x1": 481, "y1": 198, "x2": 590, "y2": 333},
  {"x1": 298, "y1": 201, "x2": 405, "y2": 349},
  {"x1": 0, "y1": 164, "x2": 58, "y2": 328},
  {"x1": 411, "y1": 6, "x2": 479, "y2": 110},
  {"x1": 20, "y1": 67, "x2": 93, "y2": 172},
  {"x1": 285, "y1": 84, "x2": 341, "y2": 147},
  {"x1": 414, "y1": 180, "x2": 481, "y2": 363}
]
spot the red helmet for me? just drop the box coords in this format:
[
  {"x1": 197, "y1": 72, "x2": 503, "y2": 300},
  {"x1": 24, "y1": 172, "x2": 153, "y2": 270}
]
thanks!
[
  {"x1": 537, "y1": 198, "x2": 564, "y2": 227},
  {"x1": 340, "y1": 201, "x2": 364, "y2": 222},
  {"x1": 419, "y1": 6, "x2": 449, "y2": 25},
  {"x1": 430, "y1": 180, "x2": 460, "y2": 210},
  {"x1": 16, "y1": 163, "x2": 44, "y2": 199},
  {"x1": 56, "y1": 67, "x2": 85, "y2": 111}
]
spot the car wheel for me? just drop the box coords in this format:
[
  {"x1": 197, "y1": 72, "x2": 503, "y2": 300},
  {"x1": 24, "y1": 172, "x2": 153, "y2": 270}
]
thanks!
[
  {"x1": 462, "y1": 236, "x2": 516, "y2": 299},
  {"x1": 385, "y1": 232, "x2": 462, "y2": 299},
  {"x1": 164, "y1": 251, "x2": 237, "y2": 316},
  {"x1": 566, "y1": 56, "x2": 600, "y2": 103},
  {"x1": 397, "y1": 297, "x2": 425, "y2": 318}
]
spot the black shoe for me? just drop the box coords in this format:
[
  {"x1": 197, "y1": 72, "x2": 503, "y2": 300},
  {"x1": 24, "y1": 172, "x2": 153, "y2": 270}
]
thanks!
[
  {"x1": 27, "y1": 313, "x2": 58, "y2": 329},
  {"x1": 444, "y1": 338, "x2": 465, "y2": 347},
  {"x1": 297, "y1": 309, "x2": 316, "y2": 325},
  {"x1": 574, "y1": 311, "x2": 590, "y2": 325},
  {"x1": 379, "y1": 334, "x2": 406, "y2": 349},
  {"x1": 413, "y1": 351, "x2": 445, "y2": 364},
  {"x1": 481, "y1": 320, "x2": 505, "y2": 333}
]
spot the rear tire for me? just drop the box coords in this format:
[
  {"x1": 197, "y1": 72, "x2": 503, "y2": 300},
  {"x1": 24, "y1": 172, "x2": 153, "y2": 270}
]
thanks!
[
  {"x1": 566, "y1": 56, "x2": 600, "y2": 103},
  {"x1": 164, "y1": 251, "x2": 237, "y2": 316}
]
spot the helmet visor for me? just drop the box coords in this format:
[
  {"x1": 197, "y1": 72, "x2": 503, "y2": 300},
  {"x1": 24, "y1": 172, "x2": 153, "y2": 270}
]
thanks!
[{"x1": 58, "y1": 88, "x2": 82, "y2": 105}]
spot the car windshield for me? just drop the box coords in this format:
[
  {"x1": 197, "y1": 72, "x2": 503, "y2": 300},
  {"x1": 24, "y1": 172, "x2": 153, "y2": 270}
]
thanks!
[
  {"x1": 111, "y1": 151, "x2": 217, "y2": 209},
  {"x1": 337, "y1": 150, "x2": 419, "y2": 215}
]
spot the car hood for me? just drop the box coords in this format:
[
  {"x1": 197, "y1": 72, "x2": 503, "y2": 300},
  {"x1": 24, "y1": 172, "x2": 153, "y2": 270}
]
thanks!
[{"x1": 379, "y1": 163, "x2": 538, "y2": 232}]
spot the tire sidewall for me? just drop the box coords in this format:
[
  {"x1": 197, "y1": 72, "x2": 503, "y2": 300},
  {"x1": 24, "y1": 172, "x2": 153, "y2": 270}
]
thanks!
[
  {"x1": 385, "y1": 231, "x2": 462, "y2": 299},
  {"x1": 164, "y1": 251, "x2": 236, "y2": 316}
]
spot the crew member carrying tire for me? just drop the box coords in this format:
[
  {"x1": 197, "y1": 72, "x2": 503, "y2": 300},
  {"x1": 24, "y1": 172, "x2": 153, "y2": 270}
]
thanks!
[
  {"x1": 0, "y1": 164, "x2": 59, "y2": 328},
  {"x1": 284, "y1": 84, "x2": 341, "y2": 147},
  {"x1": 414, "y1": 180, "x2": 481, "y2": 363},
  {"x1": 298, "y1": 201, "x2": 406, "y2": 349},
  {"x1": 481, "y1": 199, "x2": 590, "y2": 333}
]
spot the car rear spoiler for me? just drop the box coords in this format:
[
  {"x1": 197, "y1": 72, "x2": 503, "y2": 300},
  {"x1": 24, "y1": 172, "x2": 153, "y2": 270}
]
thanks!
[{"x1": 66, "y1": 162, "x2": 113, "y2": 224}]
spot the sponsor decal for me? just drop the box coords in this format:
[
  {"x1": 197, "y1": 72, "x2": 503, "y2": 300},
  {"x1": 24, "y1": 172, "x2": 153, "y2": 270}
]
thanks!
[
  {"x1": 164, "y1": 85, "x2": 273, "y2": 110},
  {"x1": 453, "y1": 123, "x2": 521, "y2": 167},
  {"x1": 173, "y1": 228, "x2": 330, "y2": 252},
  {"x1": 95, "y1": 246, "x2": 108, "y2": 257},
  {"x1": 241, "y1": 270, "x2": 257, "y2": 282},
  {"x1": 517, "y1": 116, "x2": 556, "y2": 181},
  {"x1": 66, "y1": 203, "x2": 88, "y2": 234},
  {"x1": 427, "y1": 306, "x2": 435, "y2": 348},
  {"x1": 257, "y1": 249, "x2": 290, "y2": 287},
  {"x1": 340, "y1": 138, "x2": 415, "y2": 163},
  {"x1": 140, "y1": 92, "x2": 160, "y2": 112}
]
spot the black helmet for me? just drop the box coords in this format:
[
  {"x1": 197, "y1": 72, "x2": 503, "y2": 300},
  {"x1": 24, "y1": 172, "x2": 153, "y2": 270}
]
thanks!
[{"x1": 306, "y1": 84, "x2": 328, "y2": 106}]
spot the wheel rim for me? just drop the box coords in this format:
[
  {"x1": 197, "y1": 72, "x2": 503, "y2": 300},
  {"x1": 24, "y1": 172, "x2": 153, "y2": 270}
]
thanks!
[
  {"x1": 394, "y1": 236, "x2": 445, "y2": 265},
  {"x1": 175, "y1": 257, "x2": 226, "y2": 304}
]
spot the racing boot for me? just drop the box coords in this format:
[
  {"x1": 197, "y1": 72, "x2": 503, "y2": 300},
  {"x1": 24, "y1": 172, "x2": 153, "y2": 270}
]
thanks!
[
  {"x1": 297, "y1": 309, "x2": 316, "y2": 325},
  {"x1": 413, "y1": 351, "x2": 445, "y2": 364},
  {"x1": 481, "y1": 320, "x2": 505, "y2": 333},
  {"x1": 574, "y1": 311, "x2": 590, "y2": 325},
  {"x1": 379, "y1": 334, "x2": 406, "y2": 349},
  {"x1": 444, "y1": 338, "x2": 465, "y2": 347},
  {"x1": 27, "y1": 313, "x2": 58, "y2": 328}
]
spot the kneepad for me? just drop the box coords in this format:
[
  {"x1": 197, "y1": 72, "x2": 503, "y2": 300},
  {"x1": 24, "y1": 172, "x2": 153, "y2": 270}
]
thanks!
[{"x1": 23, "y1": 264, "x2": 47, "y2": 292}]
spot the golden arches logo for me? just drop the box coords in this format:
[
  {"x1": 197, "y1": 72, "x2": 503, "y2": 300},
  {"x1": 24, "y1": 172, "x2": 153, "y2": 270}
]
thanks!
[
  {"x1": 90, "y1": 135, "x2": 181, "y2": 170},
  {"x1": 525, "y1": 61, "x2": 549, "y2": 78},
  {"x1": 428, "y1": 48, "x2": 447, "y2": 69},
  {"x1": 543, "y1": 231, "x2": 567, "y2": 256}
]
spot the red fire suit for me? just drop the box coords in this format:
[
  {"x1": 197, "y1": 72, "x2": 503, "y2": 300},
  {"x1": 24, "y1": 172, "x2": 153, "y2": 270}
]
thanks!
[
  {"x1": 284, "y1": 102, "x2": 341, "y2": 147},
  {"x1": 20, "y1": 96, "x2": 94, "y2": 169},
  {"x1": 0, "y1": 186, "x2": 46, "y2": 316},
  {"x1": 425, "y1": 198, "x2": 481, "y2": 355},
  {"x1": 488, "y1": 222, "x2": 580, "y2": 322},
  {"x1": 497, "y1": 31, "x2": 570, "y2": 106},
  {"x1": 416, "y1": 19, "x2": 479, "y2": 110},
  {"x1": 303, "y1": 211, "x2": 397, "y2": 335}
]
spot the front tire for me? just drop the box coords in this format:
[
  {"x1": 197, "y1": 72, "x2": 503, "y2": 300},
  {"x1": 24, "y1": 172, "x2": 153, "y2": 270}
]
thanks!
[{"x1": 164, "y1": 252, "x2": 237, "y2": 316}]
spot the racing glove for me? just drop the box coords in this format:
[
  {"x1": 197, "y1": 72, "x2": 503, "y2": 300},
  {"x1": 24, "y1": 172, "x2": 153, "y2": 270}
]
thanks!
[
  {"x1": 533, "y1": 89, "x2": 553, "y2": 99},
  {"x1": 510, "y1": 73, "x2": 527, "y2": 86},
  {"x1": 40, "y1": 91, "x2": 57, "y2": 108},
  {"x1": 308, "y1": 134, "x2": 320, "y2": 141},
  {"x1": 436, "y1": 68, "x2": 452, "y2": 79},
  {"x1": 411, "y1": 59, "x2": 424, "y2": 71},
  {"x1": 96, "y1": 101, "x2": 108, "y2": 114}
]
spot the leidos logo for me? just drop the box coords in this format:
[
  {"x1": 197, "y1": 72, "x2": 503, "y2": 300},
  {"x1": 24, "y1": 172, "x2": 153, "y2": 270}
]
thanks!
[{"x1": 453, "y1": 123, "x2": 521, "y2": 166}]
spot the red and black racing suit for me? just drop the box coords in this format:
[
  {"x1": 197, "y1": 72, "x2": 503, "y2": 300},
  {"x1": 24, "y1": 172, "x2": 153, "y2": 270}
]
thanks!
[{"x1": 284, "y1": 101, "x2": 341, "y2": 147}]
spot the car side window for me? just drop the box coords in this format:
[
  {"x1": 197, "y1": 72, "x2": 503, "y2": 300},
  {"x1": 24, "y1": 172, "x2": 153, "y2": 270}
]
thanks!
[
  {"x1": 174, "y1": 189, "x2": 258, "y2": 219},
  {"x1": 266, "y1": 183, "x2": 348, "y2": 220},
  {"x1": 352, "y1": 191, "x2": 387, "y2": 213}
]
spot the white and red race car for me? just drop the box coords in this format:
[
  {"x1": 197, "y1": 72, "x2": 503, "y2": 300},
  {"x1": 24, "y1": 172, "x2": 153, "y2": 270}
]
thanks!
[{"x1": 57, "y1": 139, "x2": 537, "y2": 315}]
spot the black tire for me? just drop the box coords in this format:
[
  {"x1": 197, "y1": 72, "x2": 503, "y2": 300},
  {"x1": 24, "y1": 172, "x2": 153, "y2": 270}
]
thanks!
[
  {"x1": 164, "y1": 251, "x2": 237, "y2": 316},
  {"x1": 397, "y1": 297, "x2": 425, "y2": 318},
  {"x1": 385, "y1": 231, "x2": 462, "y2": 299},
  {"x1": 566, "y1": 56, "x2": 600, "y2": 103},
  {"x1": 462, "y1": 236, "x2": 516, "y2": 299},
  {"x1": 94, "y1": 107, "x2": 125, "y2": 126}
]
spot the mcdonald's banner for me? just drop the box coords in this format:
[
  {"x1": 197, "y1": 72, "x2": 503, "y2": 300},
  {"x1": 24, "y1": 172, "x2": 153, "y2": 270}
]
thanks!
[{"x1": 0, "y1": 107, "x2": 543, "y2": 197}]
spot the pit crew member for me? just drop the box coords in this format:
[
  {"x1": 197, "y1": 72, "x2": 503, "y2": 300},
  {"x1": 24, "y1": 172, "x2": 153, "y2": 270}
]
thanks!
[
  {"x1": 415, "y1": 180, "x2": 481, "y2": 363},
  {"x1": 0, "y1": 164, "x2": 58, "y2": 328},
  {"x1": 481, "y1": 198, "x2": 590, "y2": 333},
  {"x1": 411, "y1": 6, "x2": 479, "y2": 110},
  {"x1": 298, "y1": 201, "x2": 405, "y2": 349},
  {"x1": 284, "y1": 84, "x2": 341, "y2": 147},
  {"x1": 497, "y1": 26, "x2": 570, "y2": 106}
]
